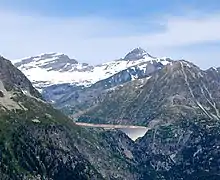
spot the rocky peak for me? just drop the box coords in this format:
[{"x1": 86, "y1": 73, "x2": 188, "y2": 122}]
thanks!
[
  {"x1": 205, "y1": 67, "x2": 220, "y2": 83},
  {"x1": 0, "y1": 56, "x2": 41, "y2": 99},
  {"x1": 123, "y1": 47, "x2": 154, "y2": 61},
  {"x1": 206, "y1": 67, "x2": 220, "y2": 73},
  {"x1": 14, "y1": 53, "x2": 79, "y2": 72},
  {"x1": 165, "y1": 60, "x2": 199, "y2": 72}
]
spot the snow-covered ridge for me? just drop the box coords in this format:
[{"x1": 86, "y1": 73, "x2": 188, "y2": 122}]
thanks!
[{"x1": 13, "y1": 48, "x2": 172, "y2": 90}]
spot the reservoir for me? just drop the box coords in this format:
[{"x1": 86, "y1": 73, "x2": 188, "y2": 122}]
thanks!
[{"x1": 75, "y1": 122, "x2": 149, "y2": 141}]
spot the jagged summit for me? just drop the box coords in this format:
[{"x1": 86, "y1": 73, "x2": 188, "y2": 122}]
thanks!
[
  {"x1": 13, "y1": 53, "x2": 94, "y2": 89},
  {"x1": 14, "y1": 52, "x2": 79, "y2": 71},
  {"x1": 123, "y1": 47, "x2": 155, "y2": 61}
]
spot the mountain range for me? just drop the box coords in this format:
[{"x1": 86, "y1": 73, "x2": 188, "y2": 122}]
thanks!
[
  {"x1": 75, "y1": 55, "x2": 220, "y2": 179},
  {"x1": 14, "y1": 48, "x2": 171, "y2": 90},
  {"x1": 14, "y1": 48, "x2": 173, "y2": 116},
  {"x1": 0, "y1": 55, "x2": 143, "y2": 180},
  {"x1": 1, "y1": 47, "x2": 220, "y2": 179}
]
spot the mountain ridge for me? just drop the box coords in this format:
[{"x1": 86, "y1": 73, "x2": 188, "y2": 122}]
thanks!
[
  {"x1": 2, "y1": 48, "x2": 220, "y2": 179},
  {"x1": 13, "y1": 48, "x2": 172, "y2": 90},
  {"x1": 13, "y1": 48, "x2": 174, "y2": 117},
  {"x1": 78, "y1": 60, "x2": 220, "y2": 125}
]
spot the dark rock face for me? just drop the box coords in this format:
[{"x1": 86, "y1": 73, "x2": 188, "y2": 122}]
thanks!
[
  {"x1": 0, "y1": 56, "x2": 42, "y2": 99},
  {"x1": 0, "y1": 90, "x2": 4, "y2": 97}
]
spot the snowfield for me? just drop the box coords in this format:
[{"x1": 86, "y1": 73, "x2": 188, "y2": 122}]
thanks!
[{"x1": 13, "y1": 48, "x2": 172, "y2": 90}]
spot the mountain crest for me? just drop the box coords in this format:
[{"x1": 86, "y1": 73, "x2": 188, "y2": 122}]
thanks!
[
  {"x1": 0, "y1": 56, "x2": 41, "y2": 98},
  {"x1": 123, "y1": 47, "x2": 155, "y2": 61},
  {"x1": 14, "y1": 52, "x2": 78, "y2": 69}
]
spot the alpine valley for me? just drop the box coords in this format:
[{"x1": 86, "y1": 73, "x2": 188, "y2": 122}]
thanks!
[
  {"x1": 0, "y1": 55, "x2": 143, "y2": 180},
  {"x1": 0, "y1": 47, "x2": 219, "y2": 179}
]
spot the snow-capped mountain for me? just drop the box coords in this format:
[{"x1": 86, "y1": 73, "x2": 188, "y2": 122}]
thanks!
[
  {"x1": 14, "y1": 52, "x2": 93, "y2": 89},
  {"x1": 124, "y1": 47, "x2": 156, "y2": 60},
  {"x1": 14, "y1": 48, "x2": 171, "y2": 90},
  {"x1": 13, "y1": 47, "x2": 173, "y2": 115}
]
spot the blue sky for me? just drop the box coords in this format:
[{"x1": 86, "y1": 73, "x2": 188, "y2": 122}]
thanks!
[{"x1": 0, "y1": 0, "x2": 220, "y2": 68}]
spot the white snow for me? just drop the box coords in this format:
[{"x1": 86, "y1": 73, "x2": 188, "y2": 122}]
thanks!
[
  {"x1": 21, "y1": 89, "x2": 29, "y2": 95},
  {"x1": 13, "y1": 52, "x2": 172, "y2": 89},
  {"x1": 32, "y1": 119, "x2": 41, "y2": 123},
  {"x1": 211, "y1": 67, "x2": 219, "y2": 73},
  {"x1": 193, "y1": 147, "x2": 202, "y2": 157}
]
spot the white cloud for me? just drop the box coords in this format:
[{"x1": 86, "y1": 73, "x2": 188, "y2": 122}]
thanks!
[
  {"x1": 146, "y1": 15, "x2": 220, "y2": 46},
  {"x1": 0, "y1": 10, "x2": 220, "y2": 68}
]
